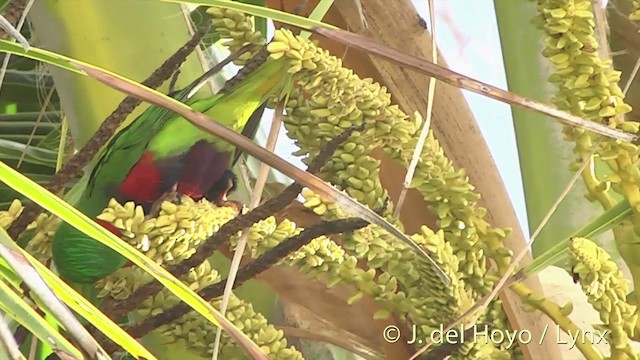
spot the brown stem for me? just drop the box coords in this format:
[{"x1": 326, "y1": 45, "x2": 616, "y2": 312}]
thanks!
[{"x1": 219, "y1": 47, "x2": 269, "y2": 94}]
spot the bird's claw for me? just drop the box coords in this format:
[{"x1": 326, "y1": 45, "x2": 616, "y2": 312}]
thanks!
[
  {"x1": 146, "y1": 187, "x2": 181, "y2": 218},
  {"x1": 169, "y1": 191, "x2": 185, "y2": 205}
]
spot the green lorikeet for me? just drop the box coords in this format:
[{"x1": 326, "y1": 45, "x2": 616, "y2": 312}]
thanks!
[{"x1": 51, "y1": 57, "x2": 288, "y2": 285}]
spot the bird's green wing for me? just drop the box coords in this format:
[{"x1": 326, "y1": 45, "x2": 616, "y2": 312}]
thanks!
[
  {"x1": 232, "y1": 102, "x2": 267, "y2": 167},
  {"x1": 146, "y1": 57, "x2": 289, "y2": 158}
]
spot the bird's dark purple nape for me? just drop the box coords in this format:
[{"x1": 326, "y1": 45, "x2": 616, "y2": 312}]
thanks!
[{"x1": 176, "y1": 140, "x2": 231, "y2": 200}]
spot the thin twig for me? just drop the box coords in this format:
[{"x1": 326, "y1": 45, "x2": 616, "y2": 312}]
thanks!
[
  {"x1": 0, "y1": 312, "x2": 23, "y2": 360},
  {"x1": 237, "y1": 159, "x2": 254, "y2": 197},
  {"x1": 623, "y1": 56, "x2": 640, "y2": 96},
  {"x1": 394, "y1": 0, "x2": 437, "y2": 217},
  {"x1": 409, "y1": 145, "x2": 598, "y2": 359},
  {"x1": 6, "y1": 21, "x2": 213, "y2": 239},
  {"x1": 55, "y1": 117, "x2": 69, "y2": 172},
  {"x1": 17, "y1": 85, "x2": 56, "y2": 168},
  {"x1": 352, "y1": 0, "x2": 368, "y2": 30},
  {"x1": 0, "y1": 239, "x2": 102, "y2": 359},
  {"x1": 211, "y1": 100, "x2": 286, "y2": 360},
  {"x1": 610, "y1": 50, "x2": 630, "y2": 57},
  {"x1": 591, "y1": 0, "x2": 610, "y2": 60},
  {"x1": 179, "y1": 2, "x2": 215, "y2": 96},
  {"x1": 27, "y1": 331, "x2": 37, "y2": 360}
]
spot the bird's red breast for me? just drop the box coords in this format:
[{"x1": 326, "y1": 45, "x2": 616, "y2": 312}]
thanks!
[{"x1": 117, "y1": 152, "x2": 163, "y2": 204}]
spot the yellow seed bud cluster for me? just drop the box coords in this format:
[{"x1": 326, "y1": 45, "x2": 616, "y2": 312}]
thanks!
[
  {"x1": 385, "y1": 108, "x2": 516, "y2": 349},
  {"x1": 533, "y1": 0, "x2": 640, "y2": 213},
  {"x1": 533, "y1": 0, "x2": 632, "y2": 127},
  {"x1": 228, "y1": 217, "x2": 302, "y2": 258},
  {"x1": 150, "y1": 260, "x2": 303, "y2": 359},
  {"x1": 161, "y1": 295, "x2": 303, "y2": 359},
  {"x1": 568, "y1": 237, "x2": 637, "y2": 358},
  {"x1": 93, "y1": 196, "x2": 237, "y2": 301},
  {"x1": 206, "y1": 7, "x2": 266, "y2": 65},
  {"x1": 0, "y1": 194, "x2": 301, "y2": 359},
  {"x1": 24, "y1": 213, "x2": 61, "y2": 263},
  {"x1": 268, "y1": 27, "x2": 514, "y2": 297},
  {"x1": 386, "y1": 123, "x2": 513, "y2": 296},
  {"x1": 300, "y1": 187, "x2": 503, "y2": 356},
  {"x1": 98, "y1": 196, "x2": 238, "y2": 264},
  {"x1": 534, "y1": 2, "x2": 640, "y2": 356},
  {"x1": 94, "y1": 198, "x2": 304, "y2": 359},
  {"x1": 94, "y1": 196, "x2": 287, "y2": 300},
  {"x1": 0, "y1": 199, "x2": 22, "y2": 230},
  {"x1": 269, "y1": 28, "x2": 458, "y2": 271},
  {"x1": 0, "y1": 200, "x2": 61, "y2": 263}
]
